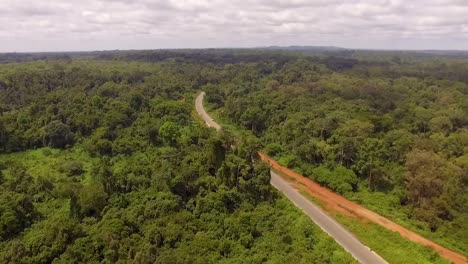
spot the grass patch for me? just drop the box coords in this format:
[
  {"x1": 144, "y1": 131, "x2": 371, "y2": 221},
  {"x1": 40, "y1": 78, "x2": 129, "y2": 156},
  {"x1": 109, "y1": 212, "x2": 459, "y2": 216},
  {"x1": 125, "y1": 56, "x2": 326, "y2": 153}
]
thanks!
[
  {"x1": 0, "y1": 146, "x2": 96, "y2": 183},
  {"x1": 350, "y1": 190, "x2": 468, "y2": 256},
  {"x1": 299, "y1": 188, "x2": 452, "y2": 264},
  {"x1": 299, "y1": 189, "x2": 325, "y2": 208},
  {"x1": 335, "y1": 214, "x2": 451, "y2": 264}
]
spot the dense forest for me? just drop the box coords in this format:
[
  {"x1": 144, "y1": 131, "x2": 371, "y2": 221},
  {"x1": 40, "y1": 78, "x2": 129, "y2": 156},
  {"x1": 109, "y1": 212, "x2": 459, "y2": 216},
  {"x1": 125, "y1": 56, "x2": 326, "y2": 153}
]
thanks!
[
  {"x1": 0, "y1": 49, "x2": 466, "y2": 263},
  {"x1": 0, "y1": 59, "x2": 357, "y2": 263},
  {"x1": 203, "y1": 55, "x2": 468, "y2": 255}
]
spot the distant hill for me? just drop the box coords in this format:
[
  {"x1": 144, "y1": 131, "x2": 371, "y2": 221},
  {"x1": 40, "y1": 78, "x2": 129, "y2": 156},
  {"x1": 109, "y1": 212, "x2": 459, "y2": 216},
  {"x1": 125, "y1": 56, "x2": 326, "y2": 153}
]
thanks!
[
  {"x1": 260, "y1": 45, "x2": 346, "y2": 51},
  {"x1": 1, "y1": 47, "x2": 468, "y2": 64}
]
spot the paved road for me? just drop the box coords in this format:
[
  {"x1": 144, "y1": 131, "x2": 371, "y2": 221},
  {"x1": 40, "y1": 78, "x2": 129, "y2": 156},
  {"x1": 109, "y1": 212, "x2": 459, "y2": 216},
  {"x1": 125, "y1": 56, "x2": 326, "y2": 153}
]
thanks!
[
  {"x1": 195, "y1": 92, "x2": 388, "y2": 264},
  {"x1": 271, "y1": 170, "x2": 387, "y2": 264},
  {"x1": 195, "y1": 92, "x2": 221, "y2": 131}
]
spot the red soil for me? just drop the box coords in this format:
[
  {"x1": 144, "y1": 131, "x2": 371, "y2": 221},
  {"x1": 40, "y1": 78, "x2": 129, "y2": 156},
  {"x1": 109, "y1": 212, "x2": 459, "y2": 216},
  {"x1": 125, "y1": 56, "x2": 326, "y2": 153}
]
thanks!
[{"x1": 259, "y1": 152, "x2": 467, "y2": 264}]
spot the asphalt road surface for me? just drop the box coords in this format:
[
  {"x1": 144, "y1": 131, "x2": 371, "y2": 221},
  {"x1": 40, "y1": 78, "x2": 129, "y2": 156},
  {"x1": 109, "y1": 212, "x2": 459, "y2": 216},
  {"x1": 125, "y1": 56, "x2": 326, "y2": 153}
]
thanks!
[
  {"x1": 195, "y1": 92, "x2": 388, "y2": 264},
  {"x1": 271, "y1": 170, "x2": 388, "y2": 264},
  {"x1": 195, "y1": 92, "x2": 221, "y2": 131}
]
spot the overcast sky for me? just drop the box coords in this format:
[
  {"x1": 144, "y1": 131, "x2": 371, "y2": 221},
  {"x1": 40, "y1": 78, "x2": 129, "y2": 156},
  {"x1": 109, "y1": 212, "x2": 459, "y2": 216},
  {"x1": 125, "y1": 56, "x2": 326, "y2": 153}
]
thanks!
[{"x1": 1, "y1": 0, "x2": 468, "y2": 52}]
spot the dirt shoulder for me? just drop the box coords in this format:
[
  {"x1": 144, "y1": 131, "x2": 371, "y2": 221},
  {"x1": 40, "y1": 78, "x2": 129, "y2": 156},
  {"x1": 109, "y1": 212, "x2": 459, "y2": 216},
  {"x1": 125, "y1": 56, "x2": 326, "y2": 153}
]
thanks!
[{"x1": 259, "y1": 152, "x2": 467, "y2": 264}]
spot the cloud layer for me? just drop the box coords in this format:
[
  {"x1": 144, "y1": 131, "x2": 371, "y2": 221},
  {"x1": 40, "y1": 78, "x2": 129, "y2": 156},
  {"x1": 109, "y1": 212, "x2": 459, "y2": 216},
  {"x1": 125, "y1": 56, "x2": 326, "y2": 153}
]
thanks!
[{"x1": 1, "y1": 0, "x2": 467, "y2": 51}]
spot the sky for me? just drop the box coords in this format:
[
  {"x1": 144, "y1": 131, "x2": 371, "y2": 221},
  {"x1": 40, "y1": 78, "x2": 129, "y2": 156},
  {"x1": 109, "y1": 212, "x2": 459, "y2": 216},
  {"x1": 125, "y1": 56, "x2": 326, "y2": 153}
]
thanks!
[{"x1": 1, "y1": 0, "x2": 468, "y2": 52}]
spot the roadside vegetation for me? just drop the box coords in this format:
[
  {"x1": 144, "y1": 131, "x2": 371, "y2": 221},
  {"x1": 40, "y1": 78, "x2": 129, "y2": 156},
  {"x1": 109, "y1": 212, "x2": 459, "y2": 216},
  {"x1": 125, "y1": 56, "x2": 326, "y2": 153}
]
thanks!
[
  {"x1": 297, "y1": 188, "x2": 451, "y2": 264},
  {"x1": 203, "y1": 56, "x2": 468, "y2": 256},
  {"x1": 335, "y1": 214, "x2": 450, "y2": 264},
  {"x1": 0, "y1": 59, "x2": 356, "y2": 263}
]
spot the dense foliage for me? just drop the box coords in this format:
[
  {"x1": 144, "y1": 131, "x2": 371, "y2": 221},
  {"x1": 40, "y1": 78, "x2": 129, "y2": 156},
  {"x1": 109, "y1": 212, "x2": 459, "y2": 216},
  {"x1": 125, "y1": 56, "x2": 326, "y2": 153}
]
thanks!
[
  {"x1": 204, "y1": 57, "x2": 468, "y2": 254},
  {"x1": 1, "y1": 49, "x2": 467, "y2": 263},
  {"x1": 0, "y1": 59, "x2": 356, "y2": 263}
]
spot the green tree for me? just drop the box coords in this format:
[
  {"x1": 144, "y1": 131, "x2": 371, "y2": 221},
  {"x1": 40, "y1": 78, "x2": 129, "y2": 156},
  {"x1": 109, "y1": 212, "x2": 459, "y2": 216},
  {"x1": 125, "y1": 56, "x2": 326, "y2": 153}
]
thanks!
[
  {"x1": 0, "y1": 191, "x2": 37, "y2": 240},
  {"x1": 159, "y1": 121, "x2": 181, "y2": 146},
  {"x1": 77, "y1": 183, "x2": 108, "y2": 217},
  {"x1": 430, "y1": 116, "x2": 453, "y2": 135},
  {"x1": 354, "y1": 138, "x2": 387, "y2": 191},
  {"x1": 44, "y1": 120, "x2": 74, "y2": 148},
  {"x1": 405, "y1": 149, "x2": 463, "y2": 230},
  {"x1": 330, "y1": 119, "x2": 374, "y2": 167}
]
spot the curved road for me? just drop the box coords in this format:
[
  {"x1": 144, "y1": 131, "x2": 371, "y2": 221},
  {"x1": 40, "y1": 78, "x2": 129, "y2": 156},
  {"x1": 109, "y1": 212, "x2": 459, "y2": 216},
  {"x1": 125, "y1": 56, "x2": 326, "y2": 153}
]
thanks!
[
  {"x1": 195, "y1": 92, "x2": 388, "y2": 264},
  {"x1": 195, "y1": 92, "x2": 221, "y2": 131}
]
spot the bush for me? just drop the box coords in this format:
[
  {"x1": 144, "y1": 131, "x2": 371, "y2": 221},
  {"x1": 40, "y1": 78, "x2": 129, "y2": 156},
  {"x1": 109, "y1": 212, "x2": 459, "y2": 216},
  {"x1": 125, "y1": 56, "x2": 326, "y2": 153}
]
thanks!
[
  {"x1": 312, "y1": 166, "x2": 357, "y2": 195},
  {"x1": 277, "y1": 154, "x2": 298, "y2": 168},
  {"x1": 59, "y1": 161, "x2": 84, "y2": 177},
  {"x1": 44, "y1": 121, "x2": 74, "y2": 149},
  {"x1": 264, "y1": 143, "x2": 284, "y2": 156}
]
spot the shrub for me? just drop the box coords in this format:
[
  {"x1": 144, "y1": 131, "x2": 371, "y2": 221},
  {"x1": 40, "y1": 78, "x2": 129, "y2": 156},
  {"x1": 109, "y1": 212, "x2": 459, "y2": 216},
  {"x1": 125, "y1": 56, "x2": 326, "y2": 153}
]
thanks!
[
  {"x1": 59, "y1": 161, "x2": 85, "y2": 177},
  {"x1": 264, "y1": 143, "x2": 284, "y2": 156}
]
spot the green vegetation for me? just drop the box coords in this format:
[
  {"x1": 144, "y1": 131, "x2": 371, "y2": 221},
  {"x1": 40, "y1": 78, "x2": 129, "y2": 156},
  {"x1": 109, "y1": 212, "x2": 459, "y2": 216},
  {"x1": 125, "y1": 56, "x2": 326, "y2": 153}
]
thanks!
[
  {"x1": 298, "y1": 186, "x2": 450, "y2": 264},
  {"x1": 0, "y1": 58, "x2": 357, "y2": 263},
  {"x1": 1, "y1": 49, "x2": 467, "y2": 263},
  {"x1": 335, "y1": 214, "x2": 451, "y2": 264},
  {"x1": 204, "y1": 56, "x2": 468, "y2": 255}
]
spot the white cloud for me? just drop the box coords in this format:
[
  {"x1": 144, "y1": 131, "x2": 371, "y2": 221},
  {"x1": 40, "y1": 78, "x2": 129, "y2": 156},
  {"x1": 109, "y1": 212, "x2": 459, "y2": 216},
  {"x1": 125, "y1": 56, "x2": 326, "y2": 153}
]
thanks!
[{"x1": 0, "y1": 0, "x2": 467, "y2": 51}]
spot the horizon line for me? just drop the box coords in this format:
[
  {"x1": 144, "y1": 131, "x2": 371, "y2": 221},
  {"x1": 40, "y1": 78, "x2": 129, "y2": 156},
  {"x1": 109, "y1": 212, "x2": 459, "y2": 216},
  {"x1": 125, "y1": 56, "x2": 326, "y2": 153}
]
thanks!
[{"x1": 1, "y1": 46, "x2": 468, "y2": 54}]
